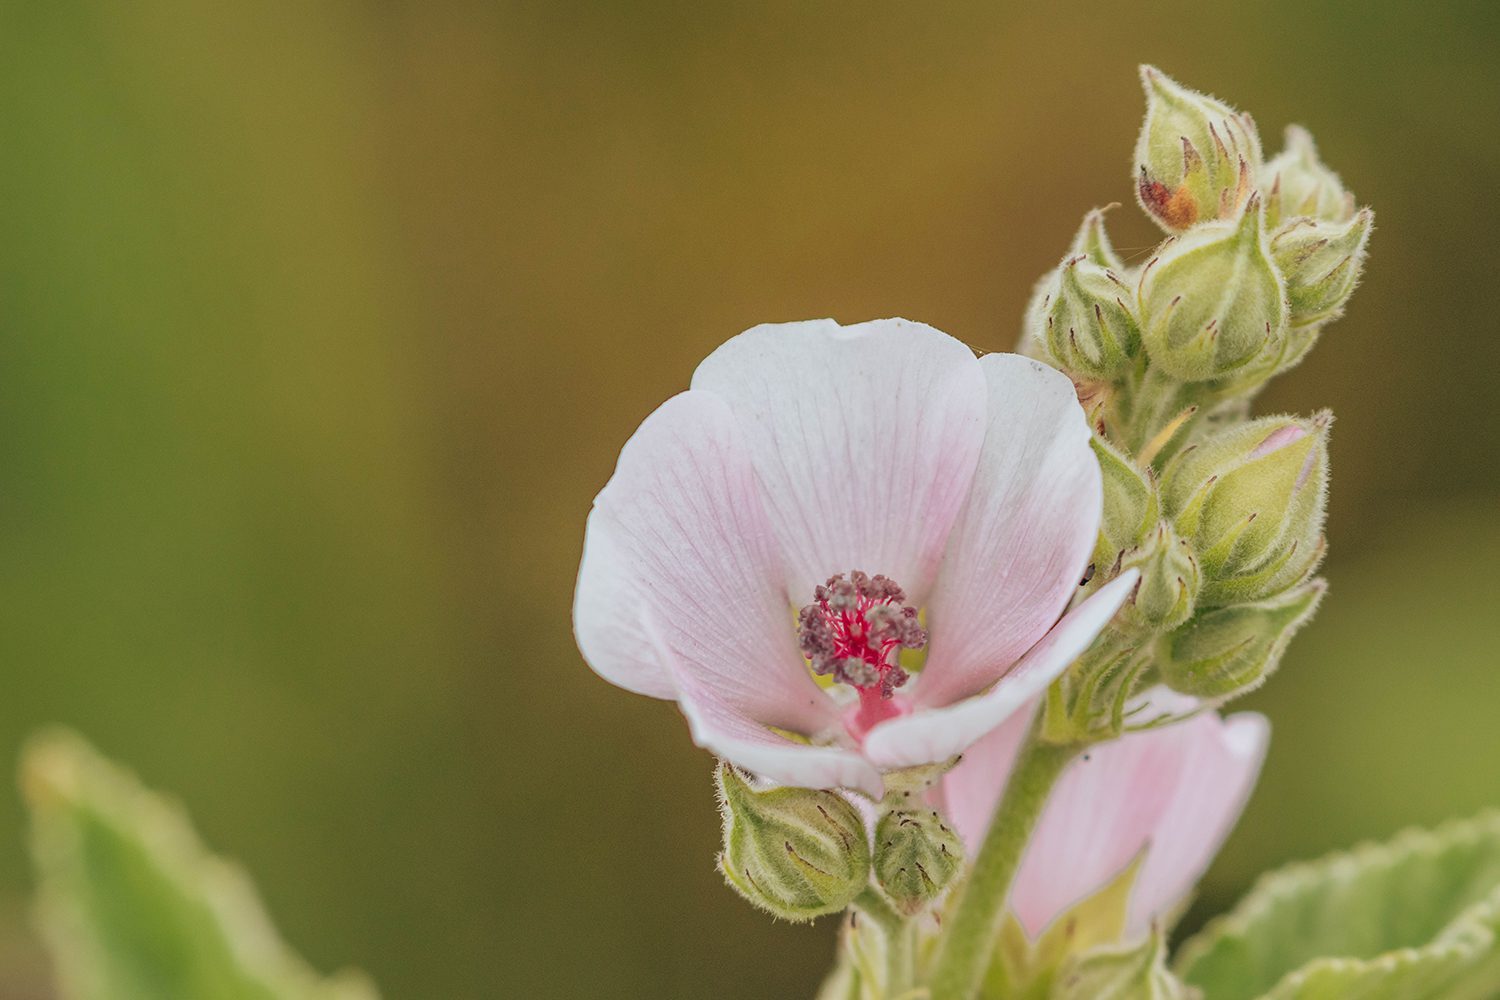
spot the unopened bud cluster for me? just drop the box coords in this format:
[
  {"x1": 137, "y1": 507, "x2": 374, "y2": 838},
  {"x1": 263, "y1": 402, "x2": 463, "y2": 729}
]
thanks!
[{"x1": 1033, "y1": 67, "x2": 1369, "y2": 732}]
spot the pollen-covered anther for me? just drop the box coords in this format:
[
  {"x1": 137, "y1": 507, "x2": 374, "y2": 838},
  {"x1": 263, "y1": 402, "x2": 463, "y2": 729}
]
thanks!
[{"x1": 797, "y1": 571, "x2": 925, "y2": 700}]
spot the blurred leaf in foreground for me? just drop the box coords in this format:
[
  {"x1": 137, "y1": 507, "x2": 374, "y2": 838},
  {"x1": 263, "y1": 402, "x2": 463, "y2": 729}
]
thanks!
[
  {"x1": 21, "y1": 730, "x2": 378, "y2": 1000},
  {"x1": 1175, "y1": 811, "x2": 1500, "y2": 1000}
]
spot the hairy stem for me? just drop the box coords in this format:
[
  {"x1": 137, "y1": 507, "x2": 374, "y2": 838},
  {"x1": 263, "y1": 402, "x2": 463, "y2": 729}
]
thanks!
[
  {"x1": 853, "y1": 888, "x2": 913, "y2": 995},
  {"x1": 925, "y1": 715, "x2": 1079, "y2": 999}
]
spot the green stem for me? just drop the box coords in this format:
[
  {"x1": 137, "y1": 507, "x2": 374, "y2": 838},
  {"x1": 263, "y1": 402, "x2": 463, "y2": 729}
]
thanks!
[
  {"x1": 925, "y1": 717, "x2": 1079, "y2": 999},
  {"x1": 853, "y1": 888, "x2": 913, "y2": 995}
]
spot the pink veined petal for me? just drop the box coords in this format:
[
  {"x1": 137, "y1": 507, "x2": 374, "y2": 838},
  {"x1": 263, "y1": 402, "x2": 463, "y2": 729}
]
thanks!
[
  {"x1": 1125, "y1": 711, "x2": 1269, "y2": 935},
  {"x1": 578, "y1": 390, "x2": 837, "y2": 734},
  {"x1": 939, "y1": 694, "x2": 1268, "y2": 941},
  {"x1": 860, "y1": 571, "x2": 1138, "y2": 770},
  {"x1": 689, "y1": 318, "x2": 987, "y2": 604},
  {"x1": 916, "y1": 354, "x2": 1102, "y2": 708},
  {"x1": 1007, "y1": 721, "x2": 1186, "y2": 939}
]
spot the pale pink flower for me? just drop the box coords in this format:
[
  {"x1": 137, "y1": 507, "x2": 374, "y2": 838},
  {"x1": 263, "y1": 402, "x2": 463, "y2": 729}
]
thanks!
[
  {"x1": 938, "y1": 693, "x2": 1269, "y2": 938},
  {"x1": 574, "y1": 318, "x2": 1136, "y2": 797}
]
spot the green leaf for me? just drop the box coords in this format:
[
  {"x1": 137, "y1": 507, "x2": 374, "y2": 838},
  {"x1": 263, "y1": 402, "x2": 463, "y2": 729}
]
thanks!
[
  {"x1": 22, "y1": 729, "x2": 379, "y2": 1000},
  {"x1": 1174, "y1": 811, "x2": 1500, "y2": 1000}
]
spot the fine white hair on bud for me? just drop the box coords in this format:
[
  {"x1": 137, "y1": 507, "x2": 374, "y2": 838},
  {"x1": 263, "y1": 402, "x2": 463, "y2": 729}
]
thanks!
[
  {"x1": 1263, "y1": 125, "x2": 1356, "y2": 229},
  {"x1": 1272, "y1": 208, "x2": 1375, "y2": 328}
]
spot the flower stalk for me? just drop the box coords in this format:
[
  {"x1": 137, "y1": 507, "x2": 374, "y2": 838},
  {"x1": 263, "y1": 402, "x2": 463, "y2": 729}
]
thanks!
[{"x1": 927, "y1": 709, "x2": 1080, "y2": 999}]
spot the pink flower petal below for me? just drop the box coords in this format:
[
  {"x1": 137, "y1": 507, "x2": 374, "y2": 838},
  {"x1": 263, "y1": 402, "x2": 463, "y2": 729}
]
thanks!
[
  {"x1": 939, "y1": 689, "x2": 1269, "y2": 940},
  {"x1": 690, "y1": 318, "x2": 987, "y2": 604},
  {"x1": 916, "y1": 354, "x2": 1103, "y2": 708}
]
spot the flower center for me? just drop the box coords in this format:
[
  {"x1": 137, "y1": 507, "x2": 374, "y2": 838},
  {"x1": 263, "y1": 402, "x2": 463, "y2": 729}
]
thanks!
[{"x1": 797, "y1": 571, "x2": 927, "y2": 732}]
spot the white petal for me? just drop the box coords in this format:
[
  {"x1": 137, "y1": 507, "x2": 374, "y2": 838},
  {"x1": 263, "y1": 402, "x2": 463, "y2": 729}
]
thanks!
[
  {"x1": 1125, "y1": 711, "x2": 1269, "y2": 934},
  {"x1": 580, "y1": 390, "x2": 836, "y2": 733},
  {"x1": 916, "y1": 354, "x2": 1102, "y2": 707},
  {"x1": 573, "y1": 508, "x2": 674, "y2": 698},
  {"x1": 690, "y1": 318, "x2": 987, "y2": 603},
  {"x1": 860, "y1": 572, "x2": 1137, "y2": 770}
]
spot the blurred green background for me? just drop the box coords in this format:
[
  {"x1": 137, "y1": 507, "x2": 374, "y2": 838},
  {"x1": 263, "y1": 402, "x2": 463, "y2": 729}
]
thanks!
[{"x1": 1, "y1": 1, "x2": 1498, "y2": 997}]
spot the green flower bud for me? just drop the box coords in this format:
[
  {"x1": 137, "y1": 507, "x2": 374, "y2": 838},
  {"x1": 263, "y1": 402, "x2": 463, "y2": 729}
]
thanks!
[
  {"x1": 1069, "y1": 204, "x2": 1129, "y2": 274},
  {"x1": 1272, "y1": 209, "x2": 1374, "y2": 328},
  {"x1": 1092, "y1": 436, "x2": 1160, "y2": 567},
  {"x1": 1156, "y1": 578, "x2": 1325, "y2": 699},
  {"x1": 1161, "y1": 414, "x2": 1330, "y2": 606},
  {"x1": 1134, "y1": 65, "x2": 1262, "y2": 232},
  {"x1": 1263, "y1": 125, "x2": 1355, "y2": 229},
  {"x1": 1139, "y1": 199, "x2": 1287, "y2": 381},
  {"x1": 1025, "y1": 255, "x2": 1141, "y2": 379},
  {"x1": 873, "y1": 802, "x2": 963, "y2": 916},
  {"x1": 1120, "y1": 522, "x2": 1201, "y2": 632},
  {"x1": 716, "y1": 764, "x2": 870, "y2": 922}
]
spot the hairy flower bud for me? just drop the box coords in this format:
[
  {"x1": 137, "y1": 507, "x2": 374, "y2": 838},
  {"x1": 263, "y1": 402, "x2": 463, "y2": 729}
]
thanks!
[
  {"x1": 1069, "y1": 205, "x2": 1129, "y2": 273},
  {"x1": 1026, "y1": 255, "x2": 1141, "y2": 379},
  {"x1": 1263, "y1": 125, "x2": 1355, "y2": 229},
  {"x1": 873, "y1": 800, "x2": 963, "y2": 915},
  {"x1": 1161, "y1": 414, "x2": 1330, "y2": 606},
  {"x1": 1139, "y1": 199, "x2": 1287, "y2": 381},
  {"x1": 716, "y1": 764, "x2": 870, "y2": 922},
  {"x1": 1272, "y1": 209, "x2": 1374, "y2": 328},
  {"x1": 1156, "y1": 578, "x2": 1325, "y2": 699},
  {"x1": 1092, "y1": 436, "x2": 1160, "y2": 567},
  {"x1": 1120, "y1": 522, "x2": 1201, "y2": 633},
  {"x1": 1134, "y1": 65, "x2": 1261, "y2": 232}
]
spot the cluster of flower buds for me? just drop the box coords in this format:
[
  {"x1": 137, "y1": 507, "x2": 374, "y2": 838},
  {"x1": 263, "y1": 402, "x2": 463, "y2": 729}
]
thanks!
[
  {"x1": 716, "y1": 761, "x2": 964, "y2": 976},
  {"x1": 1030, "y1": 67, "x2": 1369, "y2": 732}
]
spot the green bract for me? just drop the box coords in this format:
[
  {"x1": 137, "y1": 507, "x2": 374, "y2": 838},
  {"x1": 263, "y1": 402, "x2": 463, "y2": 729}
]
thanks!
[
  {"x1": 1154, "y1": 579, "x2": 1325, "y2": 700},
  {"x1": 1069, "y1": 205, "x2": 1130, "y2": 274},
  {"x1": 22, "y1": 730, "x2": 379, "y2": 1000},
  {"x1": 1272, "y1": 209, "x2": 1375, "y2": 328},
  {"x1": 1138, "y1": 201, "x2": 1287, "y2": 382},
  {"x1": 1119, "y1": 521, "x2": 1201, "y2": 632},
  {"x1": 1262, "y1": 125, "x2": 1356, "y2": 229}
]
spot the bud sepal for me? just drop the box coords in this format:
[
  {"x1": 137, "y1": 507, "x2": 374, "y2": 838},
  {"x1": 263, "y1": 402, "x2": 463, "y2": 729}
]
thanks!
[
  {"x1": 1026, "y1": 255, "x2": 1142, "y2": 380},
  {"x1": 1263, "y1": 124, "x2": 1355, "y2": 228},
  {"x1": 1139, "y1": 199, "x2": 1288, "y2": 382},
  {"x1": 1156, "y1": 578, "x2": 1326, "y2": 700},
  {"x1": 1120, "y1": 521, "x2": 1202, "y2": 633},
  {"x1": 1161, "y1": 413, "x2": 1330, "y2": 606},
  {"x1": 1272, "y1": 209, "x2": 1374, "y2": 328}
]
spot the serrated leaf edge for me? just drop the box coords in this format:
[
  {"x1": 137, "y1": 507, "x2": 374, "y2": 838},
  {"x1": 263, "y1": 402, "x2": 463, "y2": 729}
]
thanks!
[{"x1": 1174, "y1": 810, "x2": 1500, "y2": 997}]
